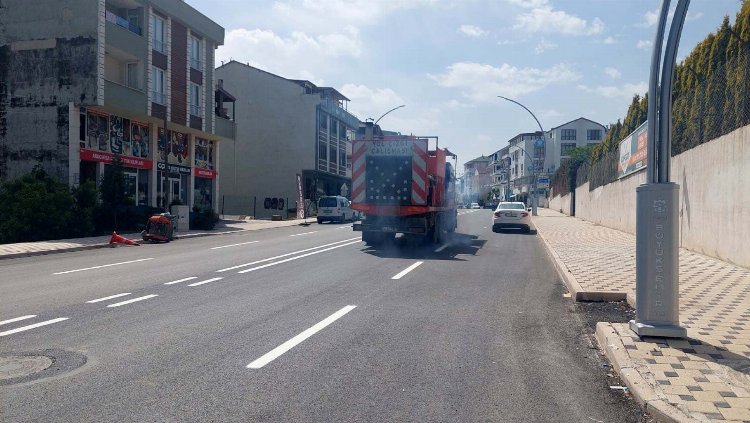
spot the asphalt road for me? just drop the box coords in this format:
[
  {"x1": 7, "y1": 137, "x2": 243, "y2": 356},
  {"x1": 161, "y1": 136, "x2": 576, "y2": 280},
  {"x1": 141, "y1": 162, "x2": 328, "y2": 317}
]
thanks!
[{"x1": 0, "y1": 210, "x2": 647, "y2": 422}]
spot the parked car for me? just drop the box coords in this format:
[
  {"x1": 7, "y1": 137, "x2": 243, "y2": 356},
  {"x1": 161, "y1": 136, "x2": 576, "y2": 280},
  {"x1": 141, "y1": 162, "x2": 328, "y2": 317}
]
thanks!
[
  {"x1": 492, "y1": 202, "x2": 532, "y2": 233},
  {"x1": 470, "y1": 202, "x2": 481, "y2": 209},
  {"x1": 317, "y1": 196, "x2": 356, "y2": 223}
]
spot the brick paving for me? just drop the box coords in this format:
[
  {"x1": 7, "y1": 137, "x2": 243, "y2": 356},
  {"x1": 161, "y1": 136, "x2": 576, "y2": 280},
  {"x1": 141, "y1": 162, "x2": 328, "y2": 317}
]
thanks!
[{"x1": 534, "y1": 208, "x2": 750, "y2": 423}]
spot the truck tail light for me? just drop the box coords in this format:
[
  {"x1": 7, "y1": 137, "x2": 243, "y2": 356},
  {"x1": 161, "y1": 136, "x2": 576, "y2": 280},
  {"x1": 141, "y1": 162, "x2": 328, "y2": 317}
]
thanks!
[{"x1": 521, "y1": 212, "x2": 529, "y2": 217}]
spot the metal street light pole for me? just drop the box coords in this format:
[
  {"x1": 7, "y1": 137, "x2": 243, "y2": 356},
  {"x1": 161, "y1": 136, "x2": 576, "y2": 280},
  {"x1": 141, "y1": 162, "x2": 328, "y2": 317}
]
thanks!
[
  {"x1": 630, "y1": 0, "x2": 689, "y2": 339},
  {"x1": 374, "y1": 105, "x2": 406, "y2": 125},
  {"x1": 497, "y1": 96, "x2": 545, "y2": 216}
]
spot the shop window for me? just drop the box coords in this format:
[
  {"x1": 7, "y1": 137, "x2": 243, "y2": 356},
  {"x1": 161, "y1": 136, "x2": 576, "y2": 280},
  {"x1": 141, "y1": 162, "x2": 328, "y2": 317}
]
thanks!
[
  {"x1": 194, "y1": 177, "x2": 213, "y2": 210},
  {"x1": 138, "y1": 169, "x2": 149, "y2": 206}
]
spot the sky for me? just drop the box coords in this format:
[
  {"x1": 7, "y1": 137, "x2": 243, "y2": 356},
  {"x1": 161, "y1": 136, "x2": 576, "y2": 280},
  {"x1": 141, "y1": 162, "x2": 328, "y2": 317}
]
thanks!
[{"x1": 187, "y1": 0, "x2": 743, "y2": 172}]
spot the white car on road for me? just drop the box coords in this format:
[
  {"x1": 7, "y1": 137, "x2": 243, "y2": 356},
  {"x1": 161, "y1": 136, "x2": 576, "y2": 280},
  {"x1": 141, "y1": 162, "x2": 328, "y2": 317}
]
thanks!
[
  {"x1": 492, "y1": 202, "x2": 532, "y2": 233},
  {"x1": 470, "y1": 202, "x2": 481, "y2": 209}
]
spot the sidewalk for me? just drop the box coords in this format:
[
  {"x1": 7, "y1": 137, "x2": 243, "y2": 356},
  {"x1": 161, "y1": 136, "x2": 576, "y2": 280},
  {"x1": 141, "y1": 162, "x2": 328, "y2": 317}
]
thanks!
[
  {"x1": 0, "y1": 217, "x2": 311, "y2": 260},
  {"x1": 534, "y1": 208, "x2": 750, "y2": 422}
]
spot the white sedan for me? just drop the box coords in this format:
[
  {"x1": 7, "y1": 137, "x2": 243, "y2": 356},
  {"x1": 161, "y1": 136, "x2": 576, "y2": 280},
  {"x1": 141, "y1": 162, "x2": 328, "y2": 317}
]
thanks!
[{"x1": 492, "y1": 202, "x2": 532, "y2": 233}]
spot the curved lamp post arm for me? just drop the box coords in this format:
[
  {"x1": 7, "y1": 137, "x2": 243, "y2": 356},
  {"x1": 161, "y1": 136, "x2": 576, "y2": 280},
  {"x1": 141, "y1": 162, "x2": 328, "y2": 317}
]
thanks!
[
  {"x1": 374, "y1": 105, "x2": 406, "y2": 125},
  {"x1": 497, "y1": 96, "x2": 545, "y2": 134}
]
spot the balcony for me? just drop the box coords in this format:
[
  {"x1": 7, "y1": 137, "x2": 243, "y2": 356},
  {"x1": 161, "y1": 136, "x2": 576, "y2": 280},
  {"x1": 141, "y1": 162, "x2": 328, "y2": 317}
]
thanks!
[
  {"x1": 105, "y1": 10, "x2": 141, "y2": 35},
  {"x1": 105, "y1": 16, "x2": 146, "y2": 60},
  {"x1": 215, "y1": 116, "x2": 236, "y2": 140},
  {"x1": 104, "y1": 79, "x2": 147, "y2": 112}
]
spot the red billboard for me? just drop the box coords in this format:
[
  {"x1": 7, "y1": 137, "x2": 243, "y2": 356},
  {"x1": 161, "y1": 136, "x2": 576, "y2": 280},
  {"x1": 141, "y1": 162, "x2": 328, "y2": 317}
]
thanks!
[
  {"x1": 194, "y1": 168, "x2": 217, "y2": 179},
  {"x1": 80, "y1": 148, "x2": 153, "y2": 169}
]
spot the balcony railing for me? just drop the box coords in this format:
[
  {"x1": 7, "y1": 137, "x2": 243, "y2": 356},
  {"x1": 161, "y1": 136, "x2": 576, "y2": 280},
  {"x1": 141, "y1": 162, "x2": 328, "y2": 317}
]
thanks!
[
  {"x1": 152, "y1": 91, "x2": 165, "y2": 105},
  {"x1": 190, "y1": 104, "x2": 202, "y2": 117},
  {"x1": 190, "y1": 58, "x2": 203, "y2": 70},
  {"x1": 105, "y1": 10, "x2": 141, "y2": 35}
]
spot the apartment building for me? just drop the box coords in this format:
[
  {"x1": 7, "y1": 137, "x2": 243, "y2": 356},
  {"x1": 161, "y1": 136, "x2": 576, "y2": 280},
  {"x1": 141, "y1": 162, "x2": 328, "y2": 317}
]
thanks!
[
  {"x1": 215, "y1": 61, "x2": 360, "y2": 218},
  {"x1": 544, "y1": 117, "x2": 607, "y2": 170},
  {"x1": 462, "y1": 155, "x2": 492, "y2": 204},
  {"x1": 0, "y1": 0, "x2": 234, "y2": 212},
  {"x1": 489, "y1": 145, "x2": 510, "y2": 201}
]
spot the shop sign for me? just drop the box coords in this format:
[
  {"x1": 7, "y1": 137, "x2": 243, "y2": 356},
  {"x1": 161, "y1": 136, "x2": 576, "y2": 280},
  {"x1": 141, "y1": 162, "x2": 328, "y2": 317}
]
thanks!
[
  {"x1": 296, "y1": 174, "x2": 305, "y2": 219},
  {"x1": 618, "y1": 121, "x2": 648, "y2": 179},
  {"x1": 80, "y1": 148, "x2": 152, "y2": 169},
  {"x1": 157, "y1": 162, "x2": 191, "y2": 174},
  {"x1": 194, "y1": 168, "x2": 217, "y2": 179}
]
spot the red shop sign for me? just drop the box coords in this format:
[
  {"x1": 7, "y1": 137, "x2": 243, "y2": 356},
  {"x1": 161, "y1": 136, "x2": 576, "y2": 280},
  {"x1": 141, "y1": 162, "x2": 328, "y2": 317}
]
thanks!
[
  {"x1": 80, "y1": 148, "x2": 153, "y2": 170},
  {"x1": 194, "y1": 168, "x2": 217, "y2": 179}
]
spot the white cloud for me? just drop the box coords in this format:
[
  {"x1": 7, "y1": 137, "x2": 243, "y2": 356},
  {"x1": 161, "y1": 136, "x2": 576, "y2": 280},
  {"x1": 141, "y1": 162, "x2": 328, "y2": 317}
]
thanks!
[
  {"x1": 510, "y1": 0, "x2": 604, "y2": 36},
  {"x1": 339, "y1": 84, "x2": 406, "y2": 121},
  {"x1": 535, "y1": 38, "x2": 557, "y2": 54},
  {"x1": 603, "y1": 36, "x2": 617, "y2": 44},
  {"x1": 604, "y1": 67, "x2": 622, "y2": 79},
  {"x1": 430, "y1": 62, "x2": 580, "y2": 102},
  {"x1": 458, "y1": 24, "x2": 488, "y2": 37},
  {"x1": 217, "y1": 27, "x2": 362, "y2": 81},
  {"x1": 577, "y1": 82, "x2": 648, "y2": 100},
  {"x1": 636, "y1": 40, "x2": 653, "y2": 50},
  {"x1": 640, "y1": 6, "x2": 702, "y2": 28},
  {"x1": 539, "y1": 109, "x2": 563, "y2": 120}
]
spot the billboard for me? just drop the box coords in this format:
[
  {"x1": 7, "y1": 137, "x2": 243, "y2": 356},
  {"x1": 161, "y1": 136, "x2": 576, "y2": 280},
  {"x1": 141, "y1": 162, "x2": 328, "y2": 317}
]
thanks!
[{"x1": 618, "y1": 121, "x2": 648, "y2": 179}]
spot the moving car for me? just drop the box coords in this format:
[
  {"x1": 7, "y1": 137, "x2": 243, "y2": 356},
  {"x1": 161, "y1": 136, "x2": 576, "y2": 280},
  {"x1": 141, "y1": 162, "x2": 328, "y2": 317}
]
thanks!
[
  {"x1": 470, "y1": 202, "x2": 481, "y2": 209},
  {"x1": 492, "y1": 202, "x2": 532, "y2": 233},
  {"x1": 317, "y1": 196, "x2": 356, "y2": 223}
]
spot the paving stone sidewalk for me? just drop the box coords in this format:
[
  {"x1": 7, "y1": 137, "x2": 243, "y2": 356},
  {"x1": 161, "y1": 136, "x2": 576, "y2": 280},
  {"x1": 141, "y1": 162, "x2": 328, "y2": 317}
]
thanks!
[
  {"x1": 0, "y1": 217, "x2": 309, "y2": 260},
  {"x1": 534, "y1": 208, "x2": 750, "y2": 423}
]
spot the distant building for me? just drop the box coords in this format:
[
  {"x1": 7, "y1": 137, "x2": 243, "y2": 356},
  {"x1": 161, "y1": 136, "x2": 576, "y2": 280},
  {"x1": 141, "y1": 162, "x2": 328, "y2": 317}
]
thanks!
[
  {"x1": 544, "y1": 117, "x2": 607, "y2": 171},
  {"x1": 489, "y1": 145, "x2": 510, "y2": 200},
  {"x1": 0, "y1": 0, "x2": 233, "y2": 212},
  {"x1": 462, "y1": 155, "x2": 492, "y2": 204},
  {"x1": 215, "y1": 61, "x2": 360, "y2": 218}
]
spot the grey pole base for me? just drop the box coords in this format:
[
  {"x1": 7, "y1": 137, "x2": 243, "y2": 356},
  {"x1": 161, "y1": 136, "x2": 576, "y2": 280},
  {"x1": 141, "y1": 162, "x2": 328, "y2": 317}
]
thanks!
[{"x1": 629, "y1": 320, "x2": 687, "y2": 338}]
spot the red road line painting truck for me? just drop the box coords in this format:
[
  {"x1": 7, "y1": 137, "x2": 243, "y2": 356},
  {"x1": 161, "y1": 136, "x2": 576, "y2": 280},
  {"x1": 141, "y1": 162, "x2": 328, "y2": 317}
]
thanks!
[{"x1": 351, "y1": 122, "x2": 458, "y2": 246}]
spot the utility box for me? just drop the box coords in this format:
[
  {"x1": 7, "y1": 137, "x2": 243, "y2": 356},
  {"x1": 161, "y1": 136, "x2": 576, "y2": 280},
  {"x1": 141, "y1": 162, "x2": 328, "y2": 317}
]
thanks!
[{"x1": 171, "y1": 205, "x2": 190, "y2": 232}]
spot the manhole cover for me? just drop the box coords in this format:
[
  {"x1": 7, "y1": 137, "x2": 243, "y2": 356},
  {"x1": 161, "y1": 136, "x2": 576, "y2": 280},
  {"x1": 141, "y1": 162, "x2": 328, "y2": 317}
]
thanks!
[{"x1": 0, "y1": 350, "x2": 86, "y2": 386}]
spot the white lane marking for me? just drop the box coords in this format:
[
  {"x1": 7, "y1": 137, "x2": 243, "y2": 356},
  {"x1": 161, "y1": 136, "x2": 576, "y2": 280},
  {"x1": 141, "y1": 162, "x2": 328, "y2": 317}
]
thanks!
[
  {"x1": 336, "y1": 226, "x2": 350, "y2": 229},
  {"x1": 238, "y1": 240, "x2": 361, "y2": 274},
  {"x1": 247, "y1": 305, "x2": 356, "y2": 369},
  {"x1": 392, "y1": 261, "x2": 424, "y2": 280},
  {"x1": 53, "y1": 258, "x2": 154, "y2": 275},
  {"x1": 187, "y1": 277, "x2": 223, "y2": 287},
  {"x1": 86, "y1": 293, "x2": 131, "y2": 303},
  {"x1": 210, "y1": 240, "x2": 259, "y2": 250},
  {"x1": 0, "y1": 317, "x2": 69, "y2": 337},
  {"x1": 106, "y1": 294, "x2": 158, "y2": 308},
  {"x1": 164, "y1": 276, "x2": 198, "y2": 285},
  {"x1": 217, "y1": 238, "x2": 360, "y2": 272},
  {"x1": 0, "y1": 315, "x2": 37, "y2": 326},
  {"x1": 434, "y1": 244, "x2": 450, "y2": 253},
  {"x1": 289, "y1": 231, "x2": 318, "y2": 237}
]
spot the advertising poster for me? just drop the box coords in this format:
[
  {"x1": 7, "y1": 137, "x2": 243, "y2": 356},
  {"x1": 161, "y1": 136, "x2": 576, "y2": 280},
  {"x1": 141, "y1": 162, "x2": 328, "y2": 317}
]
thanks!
[
  {"x1": 109, "y1": 115, "x2": 125, "y2": 155},
  {"x1": 131, "y1": 122, "x2": 149, "y2": 159},
  {"x1": 87, "y1": 110, "x2": 109, "y2": 151},
  {"x1": 158, "y1": 129, "x2": 189, "y2": 165},
  {"x1": 194, "y1": 138, "x2": 214, "y2": 170},
  {"x1": 618, "y1": 121, "x2": 648, "y2": 179}
]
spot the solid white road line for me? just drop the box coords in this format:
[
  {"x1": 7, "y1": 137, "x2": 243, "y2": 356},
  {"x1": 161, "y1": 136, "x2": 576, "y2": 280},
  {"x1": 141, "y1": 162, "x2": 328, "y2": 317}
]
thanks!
[
  {"x1": 164, "y1": 276, "x2": 198, "y2": 285},
  {"x1": 106, "y1": 294, "x2": 158, "y2": 308},
  {"x1": 86, "y1": 293, "x2": 131, "y2": 303},
  {"x1": 217, "y1": 238, "x2": 360, "y2": 272},
  {"x1": 237, "y1": 240, "x2": 361, "y2": 274},
  {"x1": 187, "y1": 277, "x2": 223, "y2": 287},
  {"x1": 0, "y1": 317, "x2": 69, "y2": 337},
  {"x1": 392, "y1": 261, "x2": 424, "y2": 280},
  {"x1": 434, "y1": 244, "x2": 450, "y2": 253},
  {"x1": 0, "y1": 315, "x2": 37, "y2": 326},
  {"x1": 290, "y1": 231, "x2": 318, "y2": 237},
  {"x1": 210, "y1": 240, "x2": 259, "y2": 250},
  {"x1": 53, "y1": 258, "x2": 154, "y2": 275},
  {"x1": 247, "y1": 305, "x2": 356, "y2": 369}
]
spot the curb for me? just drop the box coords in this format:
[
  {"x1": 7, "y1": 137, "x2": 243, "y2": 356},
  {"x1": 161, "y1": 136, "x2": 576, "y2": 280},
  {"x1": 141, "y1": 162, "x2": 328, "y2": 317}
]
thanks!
[{"x1": 594, "y1": 322, "x2": 699, "y2": 423}]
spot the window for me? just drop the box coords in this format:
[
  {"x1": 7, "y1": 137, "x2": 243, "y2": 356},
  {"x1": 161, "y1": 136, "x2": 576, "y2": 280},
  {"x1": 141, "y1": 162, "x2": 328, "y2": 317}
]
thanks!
[
  {"x1": 533, "y1": 146, "x2": 544, "y2": 158},
  {"x1": 331, "y1": 119, "x2": 338, "y2": 137},
  {"x1": 127, "y1": 63, "x2": 139, "y2": 89},
  {"x1": 560, "y1": 142, "x2": 577, "y2": 156},
  {"x1": 339, "y1": 150, "x2": 346, "y2": 167},
  {"x1": 319, "y1": 142, "x2": 327, "y2": 160},
  {"x1": 152, "y1": 15, "x2": 165, "y2": 53},
  {"x1": 189, "y1": 35, "x2": 202, "y2": 69},
  {"x1": 587, "y1": 129, "x2": 602, "y2": 141},
  {"x1": 189, "y1": 83, "x2": 201, "y2": 116},
  {"x1": 319, "y1": 113, "x2": 327, "y2": 130},
  {"x1": 561, "y1": 129, "x2": 576, "y2": 140},
  {"x1": 152, "y1": 66, "x2": 165, "y2": 104}
]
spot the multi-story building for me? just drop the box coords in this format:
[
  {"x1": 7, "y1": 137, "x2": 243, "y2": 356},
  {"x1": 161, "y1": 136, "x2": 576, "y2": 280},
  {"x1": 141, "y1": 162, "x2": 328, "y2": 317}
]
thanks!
[
  {"x1": 215, "y1": 61, "x2": 360, "y2": 218},
  {"x1": 489, "y1": 145, "x2": 510, "y2": 201},
  {"x1": 462, "y1": 155, "x2": 492, "y2": 204},
  {"x1": 544, "y1": 117, "x2": 607, "y2": 170},
  {"x1": 0, "y1": 0, "x2": 234, "y2": 213}
]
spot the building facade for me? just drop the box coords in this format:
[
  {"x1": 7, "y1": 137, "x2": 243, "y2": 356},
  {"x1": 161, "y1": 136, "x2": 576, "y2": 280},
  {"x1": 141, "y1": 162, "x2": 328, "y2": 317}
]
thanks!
[
  {"x1": 462, "y1": 155, "x2": 492, "y2": 205},
  {"x1": 489, "y1": 145, "x2": 510, "y2": 201},
  {"x1": 215, "y1": 61, "x2": 360, "y2": 218},
  {"x1": 0, "y1": 0, "x2": 233, "y2": 212},
  {"x1": 544, "y1": 117, "x2": 607, "y2": 171}
]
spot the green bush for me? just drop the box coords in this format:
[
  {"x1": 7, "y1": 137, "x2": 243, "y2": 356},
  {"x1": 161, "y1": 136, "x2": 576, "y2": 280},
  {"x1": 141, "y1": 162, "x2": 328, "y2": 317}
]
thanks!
[{"x1": 192, "y1": 206, "x2": 219, "y2": 230}]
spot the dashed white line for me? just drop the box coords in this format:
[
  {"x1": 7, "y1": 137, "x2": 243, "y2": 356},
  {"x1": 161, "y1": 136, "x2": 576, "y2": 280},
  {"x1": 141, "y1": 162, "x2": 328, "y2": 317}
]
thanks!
[
  {"x1": 187, "y1": 277, "x2": 223, "y2": 287},
  {"x1": 217, "y1": 238, "x2": 360, "y2": 272},
  {"x1": 164, "y1": 276, "x2": 198, "y2": 285},
  {"x1": 290, "y1": 231, "x2": 318, "y2": 237},
  {"x1": 392, "y1": 261, "x2": 424, "y2": 280},
  {"x1": 53, "y1": 258, "x2": 154, "y2": 275},
  {"x1": 0, "y1": 315, "x2": 37, "y2": 326},
  {"x1": 86, "y1": 293, "x2": 131, "y2": 303},
  {"x1": 336, "y1": 226, "x2": 350, "y2": 229},
  {"x1": 210, "y1": 240, "x2": 259, "y2": 250},
  {"x1": 107, "y1": 294, "x2": 158, "y2": 308},
  {"x1": 434, "y1": 244, "x2": 450, "y2": 253},
  {"x1": 0, "y1": 317, "x2": 69, "y2": 337},
  {"x1": 247, "y1": 305, "x2": 356, "y2": 369},
  {"x1": 237, "y1": 240, "x2": 361, "y2": 274}
]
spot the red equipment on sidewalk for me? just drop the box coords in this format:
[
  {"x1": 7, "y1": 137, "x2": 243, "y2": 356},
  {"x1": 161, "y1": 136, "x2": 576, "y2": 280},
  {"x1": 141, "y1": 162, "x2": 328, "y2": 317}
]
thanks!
[{"x1": 109, "y1": 231, "x2": 140, "y2": 246}]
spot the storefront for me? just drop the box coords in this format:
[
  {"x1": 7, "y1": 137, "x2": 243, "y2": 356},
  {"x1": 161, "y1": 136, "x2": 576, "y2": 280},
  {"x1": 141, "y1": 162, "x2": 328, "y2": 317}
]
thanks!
[
  {"x1": 156, "y1": 128, "x2": 191, "y2": 209},
  {"x1": 193, "y1": 138, "x2": 216, "y2": 210}
]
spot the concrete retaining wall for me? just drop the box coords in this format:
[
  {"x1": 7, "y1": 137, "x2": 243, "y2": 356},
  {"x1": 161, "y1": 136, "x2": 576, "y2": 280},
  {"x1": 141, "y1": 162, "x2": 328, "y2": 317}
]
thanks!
[{"x1": 548, "y1": 191, "x2": 572, "y2": 216}]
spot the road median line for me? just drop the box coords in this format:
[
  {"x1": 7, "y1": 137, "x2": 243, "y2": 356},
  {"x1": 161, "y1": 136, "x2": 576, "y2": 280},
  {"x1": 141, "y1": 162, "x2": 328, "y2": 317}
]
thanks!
[
  {"x1": 237, "y1": 240, "x2": 361, "y2": 274},
  {"x1": 217, "y1": 238, "x2": 360, "y2": 273}
]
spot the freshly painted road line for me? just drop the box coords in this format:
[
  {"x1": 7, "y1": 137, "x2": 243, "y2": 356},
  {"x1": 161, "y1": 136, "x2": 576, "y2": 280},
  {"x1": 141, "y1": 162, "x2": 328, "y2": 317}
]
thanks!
[
  {"x1": 210, "y1": 240, "x2": 259, "y2": 250},
  {"x1": 289, "y1": 231, "x2": 318, "y2": 237},
  {"x1": 0, "y1": 317, "x2": 69, "y2": 337},
  {"x1": 53, "y1": 258, "x2": 154, "y2": 275},
  {"x1": 237, "y1": 240, "x2": 361, "y2": 274},
  {"x1": 247, "y1": 305, "x2": 357, "y2": 369},
  {"x1": 392, "y1": 261, "x2": 424, "y2": 280},
  {"x1": 217, "y1": 238, "x2": 360, "y2": 272},
  {"x1": 187, "y1": 277, "x2": 223, "y2": 287},
  {"x1": 164, "y1": 276, "x2": 198, "y2": 285},
  {"x1": 86, "y1": 293, "x2": 131, "y2": 303},
  {"x1": 106, "y1": 294, "x2": 158, "y2": 308},
  {"x1": 0, "y1": 315, "x2": 37, "y2": 326},
  {"x1": 434, "y1": 244, "x2": 450, "y2": 253}
]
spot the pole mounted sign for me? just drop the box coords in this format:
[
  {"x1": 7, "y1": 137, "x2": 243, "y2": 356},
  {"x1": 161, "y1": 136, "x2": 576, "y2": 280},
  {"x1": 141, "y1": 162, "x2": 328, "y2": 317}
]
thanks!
[{"x1": 296, "y1": 174, "x2": 305, "y2": 220}]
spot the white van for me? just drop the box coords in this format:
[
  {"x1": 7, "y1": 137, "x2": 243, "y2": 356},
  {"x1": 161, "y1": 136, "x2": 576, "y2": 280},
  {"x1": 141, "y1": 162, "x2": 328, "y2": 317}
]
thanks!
[{"x1": 317, "y1": 196, "x2": 357, "y2": 223}]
